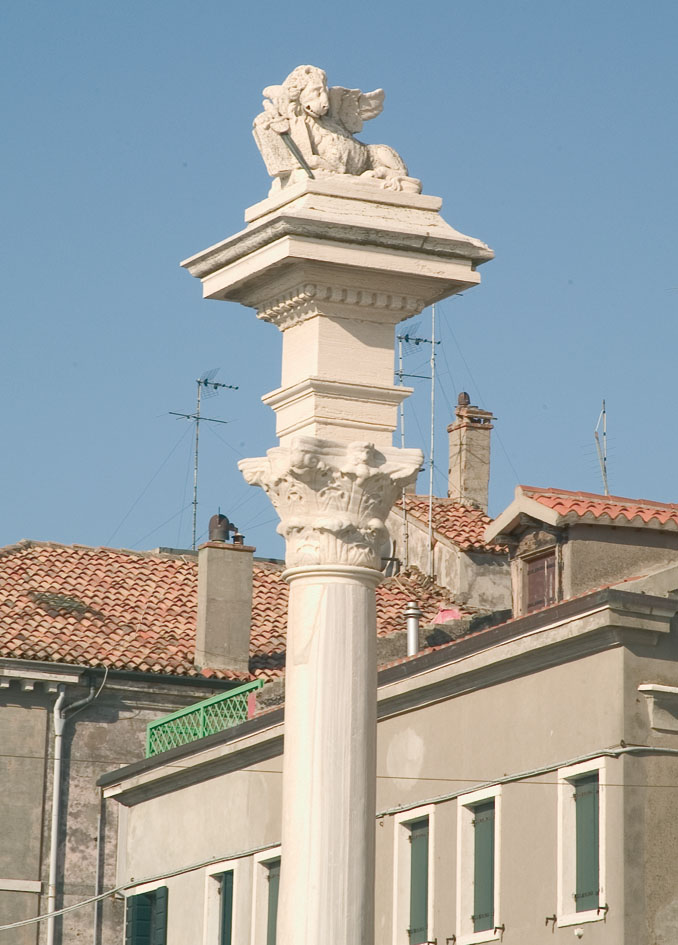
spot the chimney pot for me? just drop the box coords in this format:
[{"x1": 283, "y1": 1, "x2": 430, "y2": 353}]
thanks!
[
  {"x1": 209, "y1": 513, "x2": 235, "y2": 542},
  {"x1": 196, "y1": 517, "x2": 255, "y2": 673},
  {"x1": 447, "y1": 394, "x2": 494, "y2": 511}
]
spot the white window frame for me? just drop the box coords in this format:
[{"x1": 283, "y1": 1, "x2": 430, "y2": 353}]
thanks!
[
  {"x1": 557, "y1": 757, "x2": 607, "y2": 927},
  {"x1": 202, "y1": 857, "x2": 244, "y2": 945},
  {"x1": 456, "y1": 784, "x2": 502, "y2": 945},
  {"x1": 391, "y1": 804, "x2": 436, "y2": 945},
  {"x1": 124, "y1": 877, "x2": 167, "y2": 898},
  {"x1": 250, "y1": 846, "x2": 281, "y2": 945},
  {"x1": 124, "y1": 878, "x2": 169, "y2": 944}
]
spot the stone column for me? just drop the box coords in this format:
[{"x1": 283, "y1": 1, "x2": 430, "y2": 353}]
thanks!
[
  {"x1": 182, "y1": 174, "x2": 493, "y2": 945},
  {"x1": 240, "y1": 438, "x2": 422, "y2": 945}
]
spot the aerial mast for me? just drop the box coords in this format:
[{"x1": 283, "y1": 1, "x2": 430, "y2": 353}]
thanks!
[{"x1": 170, "y1": 370, "x2": 238, "y2": 549}]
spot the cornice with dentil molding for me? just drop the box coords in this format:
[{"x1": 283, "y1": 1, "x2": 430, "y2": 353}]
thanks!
[{"x1": 256, "y1": 282, "x2": 426, "y2": 331}]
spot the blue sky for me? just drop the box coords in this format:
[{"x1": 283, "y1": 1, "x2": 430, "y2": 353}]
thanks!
[{"x1": 2, "y1": 1, "x2": 676, "y2": 559}]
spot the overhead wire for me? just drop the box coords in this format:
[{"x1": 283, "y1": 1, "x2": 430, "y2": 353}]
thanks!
[
  {"x1": 105, "y1": 425, "x2": 193, "y2": 546},
  {"x1": 3, "y1": 744, "x2": 678, "y2": 932}
]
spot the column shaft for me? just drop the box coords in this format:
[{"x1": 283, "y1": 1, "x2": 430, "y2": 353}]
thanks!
[{"x1": 277, "y1": 565, "x2": 380, "y2": 945}]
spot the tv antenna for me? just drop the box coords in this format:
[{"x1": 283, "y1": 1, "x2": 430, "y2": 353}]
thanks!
[
  {"x1": 395, "y1": 306, "x2": 441, "y2": 575},
  {"x1": 594, "y1": 399, "x2": 609, "y2": 496},
  {"x1": 170, "y1": 370, "x2": 238, "y2": 550}
]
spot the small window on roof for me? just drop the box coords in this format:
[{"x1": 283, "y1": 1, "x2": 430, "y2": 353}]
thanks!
[{"x1": 525, "y1": 550, "x2": 556, "y2": 613}]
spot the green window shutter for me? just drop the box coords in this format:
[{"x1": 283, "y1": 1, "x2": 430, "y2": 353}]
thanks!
[
  {"x1": 266, "y1": 860, "x2": 281, "y2": 945},
  {"x1": 126, "y1": 893, "x2": 152, "y2": 945},
  {"x1": 472, "y1": 800, "x2": 495, "y2": 934},
  {"x1": 408, "y1": 818, "x2": 429, "y2": 945},
  {"x1": 219, "y1": 872, "x2": 234, "y2": 945},
  {"x1": 150, "y1": 887, "x2": 168, "y2": 945},
  {"x1": 574, "y1": 773, "x2": 599, "y2": 912}
]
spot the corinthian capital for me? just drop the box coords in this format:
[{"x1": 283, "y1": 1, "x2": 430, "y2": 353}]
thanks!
[{"x1": 238, "y1": 437, "x2": 423, "y2": 569}]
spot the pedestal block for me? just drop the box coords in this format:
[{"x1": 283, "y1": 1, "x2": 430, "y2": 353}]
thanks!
[{"x1": 183, "y1": 178, "x2": 493, "y2": 446}]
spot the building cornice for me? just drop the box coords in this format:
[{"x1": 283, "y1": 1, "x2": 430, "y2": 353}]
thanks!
[{"x1": 100, "y1": 588, "x2": 677, "y2": 805}]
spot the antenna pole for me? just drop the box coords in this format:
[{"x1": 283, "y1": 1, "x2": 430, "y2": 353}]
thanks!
[
  {"x1": 594, "y1": 399, "x2": 610, "y2": 496},
  {"x1": 428, "y1": 305, "x2": 436, "y2": 576},
  {"x1": 397, "y1": 335, "x2": 410, "y2": 566},
  {"x1": 192, "y1": 380, "x2": 202, "y2": 550}
]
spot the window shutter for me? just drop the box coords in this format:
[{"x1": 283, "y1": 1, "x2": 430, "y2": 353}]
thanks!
[
  {"x1": 526, "y1": 552, "x2": 556, "y2": 612},
  {"x1": 150, "y1": 886, "x2": 168, "y2": 945},
  {"x1": 126, "y1": 893, "x2": 152, "y2": 945},
  {"x1": 266, "y1": 860, "x2": 281, "y2": 945},
  {"x1": 574, "y1": 774, "x2": 599, "y2": 912},
  {"x1": 219, "y1": 872, "x2": 234, "y2": 945},
  {"x1": 408, "y1": 819, "x2": 429, "y2": 945},
  {"x1": 472, "y1": 800, "x2": 495, "y2": 933}
]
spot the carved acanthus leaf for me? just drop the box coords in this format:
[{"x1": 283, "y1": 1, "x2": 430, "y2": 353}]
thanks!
[{"x1": 239, "y1": 437, "x2": 423, "y2": 569}]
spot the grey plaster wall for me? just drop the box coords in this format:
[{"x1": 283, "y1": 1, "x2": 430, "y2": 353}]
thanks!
[
  {"x1": 621, "y1": 625, "x2": 678, "y2": 945},
  {"x1": 564, "y1": 525, "x2": 678, "y2": 599},
  {"x1": 114, "y1": 645, "x2": 659, "y2": 945},
  {"x1": 385, "y1": 510, "x2": 510, "y2": 613},
  {"x1": 0, "y1": 674, "x2": 226, "y2": 945}
]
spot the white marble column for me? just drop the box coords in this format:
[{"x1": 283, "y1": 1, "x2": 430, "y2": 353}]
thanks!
[{"x1": 240, "y1": 437, "x2": 422, "y2": 945}]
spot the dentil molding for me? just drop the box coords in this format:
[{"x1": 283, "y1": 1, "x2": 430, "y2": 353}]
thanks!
[{"x1": 257, "y1": 282, "x2": 426, "y2": 331}]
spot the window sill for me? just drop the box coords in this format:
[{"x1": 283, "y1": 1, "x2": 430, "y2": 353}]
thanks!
[
  {"x1": 456, "y1": 926, "x2": 503, "y2": 945},
  {"x1": 558, "y1": 908, "x2": 606, "y2": 928}
]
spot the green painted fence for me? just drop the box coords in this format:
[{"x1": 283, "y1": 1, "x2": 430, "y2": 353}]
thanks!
[{"x1": 146, "y1": 679, "x2": 264, "y2": 757}]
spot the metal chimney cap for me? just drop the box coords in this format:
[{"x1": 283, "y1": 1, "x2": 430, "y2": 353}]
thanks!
[
  {"x1": 457, "y1": 391, "x2": 471, "y2": 406},
  {"x1": 208, "y1": 513, "x2": 235, "y2": 542},
  {"x1": 404, "y1": 601, "x2": 423, "y2": 618}
]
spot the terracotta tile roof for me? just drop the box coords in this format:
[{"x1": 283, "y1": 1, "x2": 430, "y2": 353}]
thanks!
[
  {"x1": 395, "y1": 495, "x2": 506, "y2": 552},
  {"x1": 0, "y1": 541, "x2": 456, "y2": 682},
  {"x1": 520, "y1": 486, "x2": 678, "y2": 530}
]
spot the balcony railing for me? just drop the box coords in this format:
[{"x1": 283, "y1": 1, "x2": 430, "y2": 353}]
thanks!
[{"x1": 146, "y1": 679, "x2": 264, "y2": 757}]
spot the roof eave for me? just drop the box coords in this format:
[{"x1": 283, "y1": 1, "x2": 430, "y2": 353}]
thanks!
[{"x1": 484, "y1": 494, "x2": 560, "y2": 543}]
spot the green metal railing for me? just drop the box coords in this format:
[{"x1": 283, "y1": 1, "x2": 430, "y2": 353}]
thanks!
[{"x1": 146, "y1": 679, "x2": 264, "y2": 757}]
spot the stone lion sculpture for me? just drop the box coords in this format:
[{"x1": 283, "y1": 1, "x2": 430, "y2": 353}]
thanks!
[{"x1": 253, "y1": 65, "x2": 421, "y2": 194}]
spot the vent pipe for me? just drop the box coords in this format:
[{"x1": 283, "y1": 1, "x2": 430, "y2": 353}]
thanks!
[{"x1": 404, "y1": 601, "x2": 423, "y2": 657}]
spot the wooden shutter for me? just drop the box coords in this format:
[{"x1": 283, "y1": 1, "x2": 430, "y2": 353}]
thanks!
[
  {"x1": 526, "y1": 552, "x2": 556, "y2": 612},
  {"x1": 574, "y1": 774, "x2": 599, "y2": 912},
  {"x1": 126, "y1": 893, "x2": 152, "y2": 945},
  {"x1": 472, "y1": 800, "x2": 495, "y2": 933},
  {"x1": 408, "y1": 818, "x2": 429, "y2": 945},
  {"x1": 150, "y1": 886, "x2": 168, "y2": 945},
  {"x1": 219, "y1": 872, "x2": 234, "y2": 945},
  {"x1": 266, "y1": 860, "x2": 281, "y2": 945}
]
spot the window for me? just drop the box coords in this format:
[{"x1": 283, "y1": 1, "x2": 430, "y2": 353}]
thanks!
[
  {"x1": 125, "y1": 886, "x2": 168, "y2": 945},
  {"x1": 219, "y1": 871, "x2": 234, "y2": 945},
  {"x1": 392, "y1": 806, "x2": 435, "y2": 945},
  {"x1": 525, "y1": 550, "x2": 556, "y2": 612},
  {"x1": 203, "y1": 859, "x2": 242, "y2": 945},
  {"x1": 557, "y1": 759, "x2": 606, "y2": 927},
  {"x1": 251, "y1": 849, "x2": 282, "y2": 945},
  {"x1": 265, "y1": 860, "x2": 280, "y2": 945},
  {"x1": 408, "y1": 819, "x2": 429, "y2": 944},
  {"x1": 471, "y1": 801, "x2": 495, "y2": 933},
  {"x1": 456, "y1": 786, "x2": 501, "y2": 945}
]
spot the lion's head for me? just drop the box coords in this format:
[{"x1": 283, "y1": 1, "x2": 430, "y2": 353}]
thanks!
[{"x1": 263, "y1": 64, "x2": 330, "y2": 121}]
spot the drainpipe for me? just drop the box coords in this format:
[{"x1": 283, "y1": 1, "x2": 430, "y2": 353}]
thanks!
[
  {"x1": 46, "y1": 679, "x2": 99, "y2": 945},
  {"x1": 405, "y1": 601, "x2": 423, "y2": 657}
]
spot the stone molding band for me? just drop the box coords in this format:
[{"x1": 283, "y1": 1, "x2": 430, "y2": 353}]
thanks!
[
  {"x1": 283, "y1": 563, "x2": 384, "y2": 587},
  {"x1": 257, "y1": 282, "x2": 426, "y2": 330}
]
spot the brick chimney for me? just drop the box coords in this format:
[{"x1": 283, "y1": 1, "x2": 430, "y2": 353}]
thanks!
[
  {"x1": 195, "y1": 514, "x2": 254, "y2": 674},
  {"x1": 447, "y1": 392, "x2": 494, "y2": 511}
]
